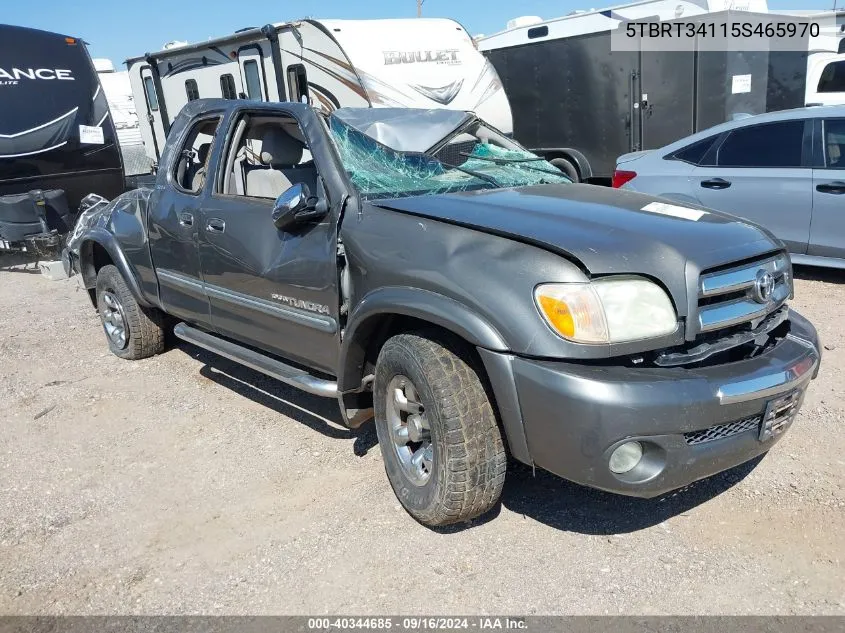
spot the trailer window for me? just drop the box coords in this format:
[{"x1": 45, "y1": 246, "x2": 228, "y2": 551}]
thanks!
[
  {"x1": 185, "y1": 79, "x2": 200, "y2": 102},
  {"x1": 527, "y1": 26, "x2": 549, "y2": 39},
  {"x1": 818, "y1": 61, "x2": 845, "y2": 93},
  {"x1": 220, "y1": 74, "x2": 237, "y2": 99},
  {"x1": 287, "y1": 64, "x2": 309, "y2": 104},
  {"x1": 717, "y1": 121, "x2": 804, "y2": 168},
  {"x1": 243, "y1": 60, "x2": 263, "y2": 101},
  {"x1": 143, "y1": 76, "x2": 159, "y2": 111}
]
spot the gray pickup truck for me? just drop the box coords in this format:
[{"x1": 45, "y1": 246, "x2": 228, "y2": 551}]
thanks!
[{"x1": 65, "y1": 100, "x2": 821, "y2": 527}]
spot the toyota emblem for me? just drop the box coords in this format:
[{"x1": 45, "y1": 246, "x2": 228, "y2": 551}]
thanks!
[{"x1": 753, "y1": 270, "x2": 775, "y2": 304}]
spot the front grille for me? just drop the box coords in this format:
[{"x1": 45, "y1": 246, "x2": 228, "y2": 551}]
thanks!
[
  {"x1": 684, "y1": 415, "x2": 760, "y2": 445},
  {"x1": 696, "y1": 253, "x2": 791, "y2": 336}
]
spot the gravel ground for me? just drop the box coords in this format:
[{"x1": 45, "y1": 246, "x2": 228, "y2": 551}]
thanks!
[{"x1": 0, "y1": 259, "x2": 842, "y2": 615}]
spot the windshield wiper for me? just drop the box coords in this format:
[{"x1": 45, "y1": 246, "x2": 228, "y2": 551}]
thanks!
[
  {"x1": 435, "y1": 158, "x2": 502, "y2": 188},
  {"x1": 458, "y1": 153, "x2": 546, "y2": 163},
  {"x1": 459, "y1": 152, "x2": 567, "y2": 181}
]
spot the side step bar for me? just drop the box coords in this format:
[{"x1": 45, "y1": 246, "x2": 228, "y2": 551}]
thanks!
[{"x1": 173, "y1": 323, "x2": 338, "y2": 398}]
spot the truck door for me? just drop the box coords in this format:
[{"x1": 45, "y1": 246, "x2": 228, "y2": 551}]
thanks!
[
  {"x1": 140, "y1": 66, "x2": 167, "y2": 159},
  {"x1": 810, "y1": 117, "x2": 845, "y2": 260},
  {"x1": 197, "y1": 109, "x2": 339, "y2": 374},
  {"x1": 238, "y1": 45, "x2": 268, "y2": 101},
  {"x1": 148, "y1": 115, "x2": 222, "y2": 330}
]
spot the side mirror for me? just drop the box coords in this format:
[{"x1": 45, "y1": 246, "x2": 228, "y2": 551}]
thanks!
[{"x1": 271, "y1": 183, "x2": 326, "y2": 231}]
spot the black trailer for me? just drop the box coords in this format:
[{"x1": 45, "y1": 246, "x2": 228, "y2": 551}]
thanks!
[
  {"x1": 481, "y1": 12, "x2": 809, "y2": 183},
  {"x1": 0, "y1": 25, "x2": 124, "y2": 253}
]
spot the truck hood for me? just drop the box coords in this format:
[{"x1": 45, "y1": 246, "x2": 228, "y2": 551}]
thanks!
[{"x1": 373, "y1": 184, "x2": 782, "y2": 315}]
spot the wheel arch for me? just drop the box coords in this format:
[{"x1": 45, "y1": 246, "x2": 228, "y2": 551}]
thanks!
[
  {"x1": 78, "y1": 228, "x2": 153, "y2": 309},
  {"x1": 338, "y1": 287, "x2": 509, "y2": 394}
]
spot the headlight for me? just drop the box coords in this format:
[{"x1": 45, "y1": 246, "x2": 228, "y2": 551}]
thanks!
[{"x1": 534, "y1": 277, "x2": 677, "y2": 344}]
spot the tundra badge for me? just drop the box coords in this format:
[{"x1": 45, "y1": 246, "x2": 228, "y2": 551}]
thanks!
[{"x1": 271, "y1": 294, "x2": 330, "y2": 315}]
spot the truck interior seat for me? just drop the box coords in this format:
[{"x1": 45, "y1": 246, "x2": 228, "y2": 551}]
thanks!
[
  {"x1": 245, "y1": 128, "x2": 318, "y2": 199},
  {"x1": 245, "y1": 129, "x2": 295, "y2": 198},
  {"x1": 189, "y1": 143, "x2": 212, "y2": 191}
]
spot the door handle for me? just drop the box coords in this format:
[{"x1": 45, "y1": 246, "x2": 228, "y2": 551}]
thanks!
[
  {"x1": 701, "y1": 178, "x2": 732, "y2": 190},
  {"x1": 206, "y1": 218, "x2": 226, "y2": 233},
  {"x1": 816, "y1": 181, "x2": 845, "y2": 195},
  {"x1": 178, "y1": 212, "x2": 193, "y2": 227}
]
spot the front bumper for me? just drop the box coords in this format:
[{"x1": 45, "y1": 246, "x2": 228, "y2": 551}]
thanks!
[{"x1": 509, "y1": 310, "x2": 820, "y2": 498}]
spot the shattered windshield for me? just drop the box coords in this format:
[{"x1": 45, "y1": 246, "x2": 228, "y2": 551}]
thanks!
[{"x1": 327, "y1": 113, "x2": 571, "y2": 200}]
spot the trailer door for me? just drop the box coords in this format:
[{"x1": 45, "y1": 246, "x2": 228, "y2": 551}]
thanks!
[
  {"x1": 140, "y1": 66, "x2": 166, "y2": 160},
  {"x1": 639, "y1": 51, "x2": 695, "y2": 151},
  {"x1": 238, "y1": 45, "x2": 268, "y2": 101}
]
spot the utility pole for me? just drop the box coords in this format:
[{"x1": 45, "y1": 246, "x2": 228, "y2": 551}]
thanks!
[{"x1": 417, "y1": 0, "x2": 424, "y2": 17}]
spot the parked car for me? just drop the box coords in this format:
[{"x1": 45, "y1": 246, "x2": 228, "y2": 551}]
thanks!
[
  {"x1": 614, "y1": 106, "x2": 845, "y2": 270},
  {"x1": 64, "y1": 99, "x2": 820, "y2": 527}
]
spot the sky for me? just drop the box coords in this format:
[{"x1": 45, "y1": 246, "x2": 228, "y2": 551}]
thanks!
[{"x1": 2, "y1": 0, "x2": 838, "y2": 64}]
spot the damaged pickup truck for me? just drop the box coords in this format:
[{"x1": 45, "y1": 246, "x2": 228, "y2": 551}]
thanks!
[{"x1": 65, "y1": 100, "x2": 821, "y2": 526}]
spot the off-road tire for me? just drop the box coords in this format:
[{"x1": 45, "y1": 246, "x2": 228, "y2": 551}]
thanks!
[
  {"x1": 95, "y1": 264, "x2": 165, "y2": 360},
  {"x1": 550, "y1": 157, "x2": 579, "y2": 182},
  {"x1": 374, "y1": 332, "x2": 507, "y2": 526}
]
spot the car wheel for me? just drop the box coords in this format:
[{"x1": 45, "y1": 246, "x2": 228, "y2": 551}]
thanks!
[
  {"x1": 95, "y1": 264, "x2": 165, "y2": 360},
  {"x1": 374, "y1": 332, "x2": 507, "y2": 527},
  {"x1": 550, "y1": 157, "x2": 579, "y2": 182}
]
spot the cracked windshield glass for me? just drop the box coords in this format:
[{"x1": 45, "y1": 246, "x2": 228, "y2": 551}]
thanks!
[{"x1": 328, "y1": 113, "x2": 571, "y2": 200}]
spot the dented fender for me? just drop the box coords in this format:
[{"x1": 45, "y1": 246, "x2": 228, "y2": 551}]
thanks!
[{"x1": 66, "y1": 189, "x2": 160, "y2": 309}]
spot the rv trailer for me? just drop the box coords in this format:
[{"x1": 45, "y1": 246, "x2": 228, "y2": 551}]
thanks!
[
  {"x1": 0, "y1": 25, "x2": 124, "y2": 206},
  {"x1": 127, "y1": 18, "x2": 513, "y2": 167},
  {"x1": 93, "y1": 58, "x2": 150, "y2": 178},
  {"x1": 0, "y1": 25, "x2": 124, "y2": 254},
  {"x1": 478, "y1": 0, "x2": 839, "y2": 183}
]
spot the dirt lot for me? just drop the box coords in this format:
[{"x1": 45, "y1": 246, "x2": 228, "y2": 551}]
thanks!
[{"x1": 0, "y1": 259, "x2": 843, "y2": 615}]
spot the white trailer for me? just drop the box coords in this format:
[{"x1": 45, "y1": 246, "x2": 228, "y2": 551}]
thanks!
[
  {"x1": 792, "y1": 9, "x2": 845, "y2": 106},
  {"x1": 93, "y1": 59, "x2": 150, "y2": 176},
  {"x1": 127, "y1": 18, "x2": 513, "y2": 167}
]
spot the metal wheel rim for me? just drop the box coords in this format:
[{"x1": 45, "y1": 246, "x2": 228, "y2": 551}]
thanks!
[
  {"x1": 101, "y1": 290, "x2": 128, "y2": 350},
  {"x1": 385, "y1": 374, "x2": 433, "y2": 486}
]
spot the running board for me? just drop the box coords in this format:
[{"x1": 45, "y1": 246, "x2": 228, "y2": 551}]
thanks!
[{"x1": 173, "y1": 323, "x2": 338, "y2": 398}]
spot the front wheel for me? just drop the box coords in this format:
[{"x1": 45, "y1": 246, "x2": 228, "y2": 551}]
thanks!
[
  {"x1": 374, "y1": 332, "x2": 507, "y2": 527},
  {"x1": 95, "y1": 264, "x2": 165, "y2": 360}
]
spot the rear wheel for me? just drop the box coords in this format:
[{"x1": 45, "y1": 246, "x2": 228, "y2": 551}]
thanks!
[
  {"x1": 374, "y1": 332, "x2": 507, "y2": 527},
  {"x1": 550, "y1": 157, "x2": 579, "y2": 182},
  {"x1": 95, "y1": 264, "x2": 165, "y2": 360}
]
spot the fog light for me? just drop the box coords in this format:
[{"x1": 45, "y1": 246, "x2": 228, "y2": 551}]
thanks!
[{"x1": 609, "y1": 441, "x2": 643, "y2": 474}]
